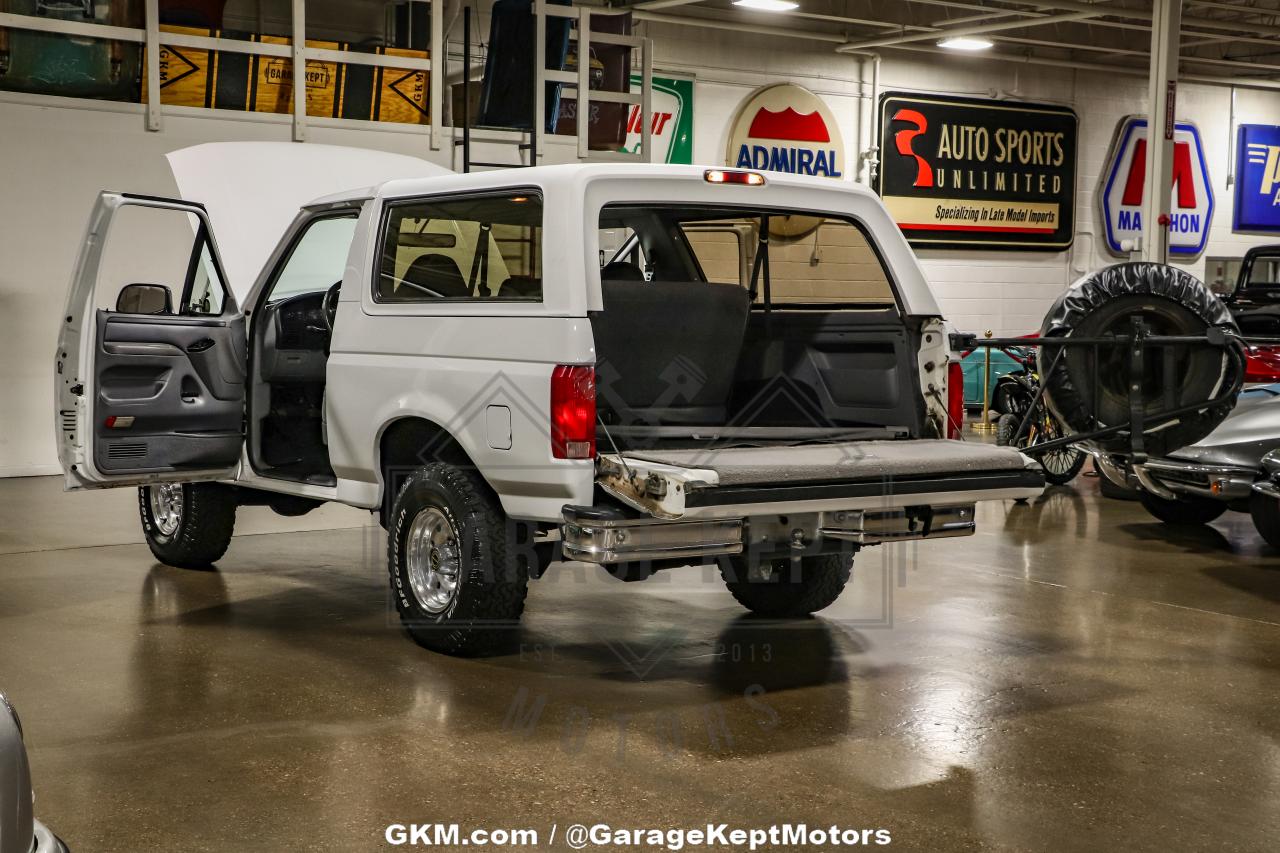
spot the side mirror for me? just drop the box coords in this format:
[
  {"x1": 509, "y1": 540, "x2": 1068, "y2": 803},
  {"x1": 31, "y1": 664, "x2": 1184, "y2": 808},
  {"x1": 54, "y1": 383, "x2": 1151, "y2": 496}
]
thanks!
[{"x1": 116, "y1": 283, "x2": 173, "y2": 315}]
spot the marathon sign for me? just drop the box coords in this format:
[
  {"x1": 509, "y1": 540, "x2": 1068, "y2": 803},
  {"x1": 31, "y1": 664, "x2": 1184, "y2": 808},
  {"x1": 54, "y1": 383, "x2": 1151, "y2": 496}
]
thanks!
[
  {"x1": 1233, "y1": 123, "x2": 1280, "y2": 234},
  {"x1": 1100, "y1": 116, "x2": 1214, "y2": 257},
  {"x1": 877, "y1": 93, "x2": 1077, "y2": 250},
  {"x1": 725, "y1": 83, "x2": 845, "y2": 179}
]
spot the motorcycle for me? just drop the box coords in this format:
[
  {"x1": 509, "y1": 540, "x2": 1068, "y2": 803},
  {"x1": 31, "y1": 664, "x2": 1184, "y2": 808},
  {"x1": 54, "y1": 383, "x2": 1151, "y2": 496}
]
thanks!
[{"x1": 991, "y1": 347, "x2": 1087, "y2": 486}]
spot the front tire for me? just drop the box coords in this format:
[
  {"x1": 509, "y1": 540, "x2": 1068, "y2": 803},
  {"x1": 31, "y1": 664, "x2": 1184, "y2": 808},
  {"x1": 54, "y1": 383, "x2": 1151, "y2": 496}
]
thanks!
[
  {"x1": 138, "y1": 483, "x2": 237, "y2": 569},
  {"x1": 1249, "y1": 492, "x2": 1280, "y2": 549},
  {"x1": 720, "y1": 552, "x2": 853, "y2": 618},
  {"x1": 387, "y1": 463, "x2": 529, "y2": 656},
  {"x1": 1138, "y1": 489, "x2": 1227, "y2": 525}
]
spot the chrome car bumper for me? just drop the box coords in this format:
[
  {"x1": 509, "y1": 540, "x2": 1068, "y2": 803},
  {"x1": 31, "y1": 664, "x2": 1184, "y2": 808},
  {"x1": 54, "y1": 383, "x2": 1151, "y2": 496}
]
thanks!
[
  {"x1": 1138, "y1": 458, "x2": 1257, "y2": 500},
  {"x1": 561, "y1": 503, "x2": 976, "y2": 565}
]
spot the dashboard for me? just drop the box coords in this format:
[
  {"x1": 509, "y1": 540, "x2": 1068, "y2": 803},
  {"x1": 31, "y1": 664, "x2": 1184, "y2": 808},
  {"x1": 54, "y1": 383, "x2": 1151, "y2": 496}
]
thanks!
[{"x1": 257, "y1": 291, "x2": 330, "y2": 382}]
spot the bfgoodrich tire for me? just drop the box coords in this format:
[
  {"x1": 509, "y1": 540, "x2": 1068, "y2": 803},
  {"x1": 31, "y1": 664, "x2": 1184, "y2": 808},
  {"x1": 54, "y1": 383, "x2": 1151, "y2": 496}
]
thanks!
[
  {"x1": 720, "y1": 552, "x2": 853, "y2": 618},
  {"x1": 138, "y1": 482, "x2": 237, "y2": 569},
  {"x1": 1138, "y1": 489, "x2": 1227, "y2": 526},
  {"x1": 387, "y1": 463, "x2": 530, "y2": 656}
]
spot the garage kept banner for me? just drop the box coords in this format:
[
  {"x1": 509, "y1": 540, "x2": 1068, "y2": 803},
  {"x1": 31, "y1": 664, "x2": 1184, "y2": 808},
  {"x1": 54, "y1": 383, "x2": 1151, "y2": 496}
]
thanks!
[{"x1": 877, "y1": 93, "x2": 1077, "y2": 250}]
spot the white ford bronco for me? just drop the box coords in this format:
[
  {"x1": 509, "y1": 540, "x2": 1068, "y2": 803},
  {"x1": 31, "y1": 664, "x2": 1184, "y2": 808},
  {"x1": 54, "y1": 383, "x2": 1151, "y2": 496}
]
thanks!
[{"x1": 55, "y1": 150, "x2": 1043, "y2": 655}]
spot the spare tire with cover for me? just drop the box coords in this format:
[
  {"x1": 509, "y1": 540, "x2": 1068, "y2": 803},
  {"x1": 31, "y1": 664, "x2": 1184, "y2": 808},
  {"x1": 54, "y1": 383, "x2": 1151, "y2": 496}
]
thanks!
[{"x1": 1039, "y1": 262, "x2": 1243, "y2": 459}]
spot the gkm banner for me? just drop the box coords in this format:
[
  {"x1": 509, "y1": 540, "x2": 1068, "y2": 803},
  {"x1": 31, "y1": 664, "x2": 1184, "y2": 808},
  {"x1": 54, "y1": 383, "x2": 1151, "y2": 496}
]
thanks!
[
  {"x1": 1233, "y1": 123, "x2": 1280, "y2": 233},
  {"x1": 877, "y1": 93, "x2": 1077, "y2": 250},
  {"x1": 1100, "y1": 116, "x2": 1214, "y2": 257},
  {"x1": 725, "y1": 83, "x2": 845, "y2": 179}
]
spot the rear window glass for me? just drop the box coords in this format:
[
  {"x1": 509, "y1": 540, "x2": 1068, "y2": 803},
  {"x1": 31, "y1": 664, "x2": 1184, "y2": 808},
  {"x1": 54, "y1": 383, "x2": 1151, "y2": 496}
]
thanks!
[{"x1": 598, "y1": 205, "x2": 895, "y2": 307}]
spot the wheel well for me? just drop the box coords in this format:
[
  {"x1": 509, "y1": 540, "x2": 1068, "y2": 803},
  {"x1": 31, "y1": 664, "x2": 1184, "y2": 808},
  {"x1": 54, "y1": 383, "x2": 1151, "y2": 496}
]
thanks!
[{"x1": 377, "y1": 417, "x2": 486, "y2": 524}]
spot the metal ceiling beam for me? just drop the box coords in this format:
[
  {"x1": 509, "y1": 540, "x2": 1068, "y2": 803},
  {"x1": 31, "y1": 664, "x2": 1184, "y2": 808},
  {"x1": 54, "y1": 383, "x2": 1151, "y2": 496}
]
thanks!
[
  {"x1": 632, "y1": 5, "x2": 1280, "y2": 73},
  {"x1": 988, "y1": 0, "x2": 1280, "y2": 36},
  {"x1": 631, "y1": 0, "x2": 708, "y2": 10},
  {"x1": 837, "y1": 9, "x2": 1105, "y2": 51},
  {"x1": 889, "y1": 42, "x2": 1280, "y2": 91}
]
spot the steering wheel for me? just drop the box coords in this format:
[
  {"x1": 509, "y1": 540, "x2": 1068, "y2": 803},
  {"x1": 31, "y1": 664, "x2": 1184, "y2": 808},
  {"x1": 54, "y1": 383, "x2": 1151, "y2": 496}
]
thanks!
[{"x1": 322, "y1": 281, "x2": 341, "y2": 332}]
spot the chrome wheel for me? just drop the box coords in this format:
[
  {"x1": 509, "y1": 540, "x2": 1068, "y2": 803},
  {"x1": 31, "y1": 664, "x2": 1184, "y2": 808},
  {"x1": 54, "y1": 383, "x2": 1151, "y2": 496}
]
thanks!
[
  {"x1": 405, "y1": 507, "x2": 460, "y2": 614},
  {"x1": 148, "y1": 484, "x2": 184, "y2": 537}
]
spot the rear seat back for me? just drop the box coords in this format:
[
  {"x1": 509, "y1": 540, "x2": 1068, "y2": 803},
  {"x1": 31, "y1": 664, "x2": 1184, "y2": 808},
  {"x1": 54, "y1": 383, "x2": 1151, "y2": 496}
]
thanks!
[{"x1": 591, "y1": 279, "x2": 751, "y2": 424}]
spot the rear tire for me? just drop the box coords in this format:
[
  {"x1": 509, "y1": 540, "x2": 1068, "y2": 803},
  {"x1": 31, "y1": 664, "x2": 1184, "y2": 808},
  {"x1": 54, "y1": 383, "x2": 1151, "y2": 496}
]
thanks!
[
  {"x1": 720, "y1": 552, "x2": 853, "y2": 618},
  {"x1": 387, "y1": 463, "x2": 529, "y2": 656},
  {"x1": 995, "y1": 412, "x2": 1018, "y2": 447},
  {"x1": 1249, "y1": 492, "x2": 1280, "y2": 549},
  {"x1": 1138, "y1": 489, "x2": 1227, "y2": 525},
  {"x1": 138, "y1": 483, "x2": 237, "y2": 569}
]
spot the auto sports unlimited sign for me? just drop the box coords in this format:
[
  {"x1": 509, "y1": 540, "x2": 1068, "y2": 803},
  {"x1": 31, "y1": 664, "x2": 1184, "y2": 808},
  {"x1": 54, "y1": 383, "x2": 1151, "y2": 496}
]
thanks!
[
  {"x1": 877, "y1": 93, "x2": 1077, "y2": 250},
  {"x1": 725, "y1": 83, "x2": 845, "y2": 178},
  {"x1": 1233, "y1": 123, "x2": 1280, "y2": 233},
  {"x1": 1099, "y1": 116, "x2": 1214, "y2": 257}
]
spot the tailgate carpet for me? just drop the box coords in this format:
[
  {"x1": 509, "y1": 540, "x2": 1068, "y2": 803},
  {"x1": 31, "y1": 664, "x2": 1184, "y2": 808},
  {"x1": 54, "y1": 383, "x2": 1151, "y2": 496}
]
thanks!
[{"x1": 624, "y1": 440, "x2": 1030, "y2": 487}]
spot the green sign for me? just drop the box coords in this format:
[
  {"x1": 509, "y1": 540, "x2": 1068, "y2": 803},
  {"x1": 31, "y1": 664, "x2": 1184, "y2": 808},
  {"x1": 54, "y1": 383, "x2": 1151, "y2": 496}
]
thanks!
[{"x1": 622, "y1": 74, "x2": 694, "y2": 164}]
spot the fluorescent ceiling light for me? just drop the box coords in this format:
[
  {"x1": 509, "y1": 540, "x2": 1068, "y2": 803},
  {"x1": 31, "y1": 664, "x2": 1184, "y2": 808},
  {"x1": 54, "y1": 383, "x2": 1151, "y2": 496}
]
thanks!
[
  {"x1": 733, "y1": 0, "x2": 800, "y2": 12},
  {"x1": 937, "y1": 36, "x2": 995, "y2": 51}
]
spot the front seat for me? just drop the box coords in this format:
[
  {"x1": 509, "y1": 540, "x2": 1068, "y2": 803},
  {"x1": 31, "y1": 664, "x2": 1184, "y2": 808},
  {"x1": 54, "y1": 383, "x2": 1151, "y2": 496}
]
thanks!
[
  {"x1": 400, "y1": 253, "x2": 470, "y2": 298},
  {"x1": 601, "y1": 260, "x2": 646, "y2": 281}
]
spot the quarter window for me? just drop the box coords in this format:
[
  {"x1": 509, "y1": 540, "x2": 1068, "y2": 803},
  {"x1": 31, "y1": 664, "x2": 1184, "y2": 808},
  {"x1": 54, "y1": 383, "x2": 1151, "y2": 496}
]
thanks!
[{"x1": 377, "y1": 193, "x2": 543, "y2": 302}]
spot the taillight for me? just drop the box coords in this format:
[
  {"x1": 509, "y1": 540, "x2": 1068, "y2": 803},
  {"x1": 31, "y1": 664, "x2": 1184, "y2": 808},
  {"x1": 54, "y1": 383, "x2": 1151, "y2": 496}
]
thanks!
[
  {"x1": 946, "y1": 360, "x2": 965, "y2": 439},
  {"x1": 551, "y1": 365, "x2": 596, "y2": 459}
]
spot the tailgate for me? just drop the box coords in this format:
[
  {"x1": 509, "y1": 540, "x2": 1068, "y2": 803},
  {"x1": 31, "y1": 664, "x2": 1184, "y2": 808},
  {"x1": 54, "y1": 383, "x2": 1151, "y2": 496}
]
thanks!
[{"x1": 598, "y1": 440, "x2": 1044, "y2": 519}]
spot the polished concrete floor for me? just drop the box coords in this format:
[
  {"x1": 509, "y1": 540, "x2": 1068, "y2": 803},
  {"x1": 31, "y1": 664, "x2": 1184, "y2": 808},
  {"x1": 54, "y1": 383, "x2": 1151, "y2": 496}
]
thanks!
[{"x1": 2, "y1": 473, "x2": 1278, "y2": 852}]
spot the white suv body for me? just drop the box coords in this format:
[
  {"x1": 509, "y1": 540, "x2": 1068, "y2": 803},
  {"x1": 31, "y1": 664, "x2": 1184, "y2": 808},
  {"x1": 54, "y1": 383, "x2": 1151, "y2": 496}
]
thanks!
[{"x1": 55, "y1": 154, "x2": 1041, "y2": 654}]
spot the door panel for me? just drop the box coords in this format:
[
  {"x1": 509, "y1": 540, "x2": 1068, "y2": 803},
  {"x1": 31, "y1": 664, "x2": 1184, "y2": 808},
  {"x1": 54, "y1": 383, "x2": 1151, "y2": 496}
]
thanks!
[
  {"x1": 93, "y1": 313, "x2": 245, "y2": 474},
  {"x1": 55, "y1": 192, "x2": 247, "y2": 489}
]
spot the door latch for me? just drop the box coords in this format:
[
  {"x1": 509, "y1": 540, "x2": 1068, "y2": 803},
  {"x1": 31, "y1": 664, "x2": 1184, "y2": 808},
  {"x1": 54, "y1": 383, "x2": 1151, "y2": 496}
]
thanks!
[{"x1": 69, "y1": 384, "x2": 84, "y2": 397}]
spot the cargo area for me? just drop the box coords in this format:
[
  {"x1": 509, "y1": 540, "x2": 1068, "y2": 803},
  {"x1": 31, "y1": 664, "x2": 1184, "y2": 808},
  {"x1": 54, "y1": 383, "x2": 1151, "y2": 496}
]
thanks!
[{"x1": 591, "y1": 203, "x2": 941, "y2": 445}]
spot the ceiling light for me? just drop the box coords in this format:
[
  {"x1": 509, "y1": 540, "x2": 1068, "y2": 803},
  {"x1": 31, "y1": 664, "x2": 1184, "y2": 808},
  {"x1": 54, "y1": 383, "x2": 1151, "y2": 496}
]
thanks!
[
  {"x1": 937, "y1": 36, "x2": 994, "y2": 51},
  {"x1": 733, "y1": 0, "x2": 800, "y2": 12}
]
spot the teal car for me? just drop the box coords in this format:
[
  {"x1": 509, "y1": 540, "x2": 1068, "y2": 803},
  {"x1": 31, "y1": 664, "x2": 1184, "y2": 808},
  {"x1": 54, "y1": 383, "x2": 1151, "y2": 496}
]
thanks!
[{"x1": 961, "y1": 347, "x2": 1025, "y2": 409}]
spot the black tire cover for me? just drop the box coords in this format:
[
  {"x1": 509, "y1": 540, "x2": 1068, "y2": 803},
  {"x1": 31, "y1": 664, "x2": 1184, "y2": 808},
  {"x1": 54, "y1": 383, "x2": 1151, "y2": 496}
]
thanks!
[{"x1": 1039, "y1": 262, "x2": 1243, "y2": 457}]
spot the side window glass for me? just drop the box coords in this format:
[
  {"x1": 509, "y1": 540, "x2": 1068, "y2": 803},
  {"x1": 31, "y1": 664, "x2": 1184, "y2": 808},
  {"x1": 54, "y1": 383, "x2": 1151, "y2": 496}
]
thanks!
[
  {"x1": 96, "y1": 206, "x2": 228, "y2": 316},
  {"x1": 269, "y1": 215, "x2": 360, "y2": 302},
  {"x1": 184, "y1": 241, "x2": 226, "y2": 315},
  {"x1": 377, "y1": 192, "x2": 543, "y2": 302}
]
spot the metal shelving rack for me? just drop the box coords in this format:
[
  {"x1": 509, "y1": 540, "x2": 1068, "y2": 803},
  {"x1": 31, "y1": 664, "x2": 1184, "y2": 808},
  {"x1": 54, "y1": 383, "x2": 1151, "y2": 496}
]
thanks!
[{"x1": 457, "y1": 0, "x2": 653, "y2": 172}]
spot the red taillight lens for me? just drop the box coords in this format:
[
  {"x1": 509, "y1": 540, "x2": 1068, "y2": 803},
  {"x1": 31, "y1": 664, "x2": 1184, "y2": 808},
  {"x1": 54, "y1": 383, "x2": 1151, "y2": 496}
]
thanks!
[
  {"x1": 551, "y1": 365, "x2": 596, "y2": 459},
  {"x1": 946, "y1": 360, "x2": 965, "y2": 439}
]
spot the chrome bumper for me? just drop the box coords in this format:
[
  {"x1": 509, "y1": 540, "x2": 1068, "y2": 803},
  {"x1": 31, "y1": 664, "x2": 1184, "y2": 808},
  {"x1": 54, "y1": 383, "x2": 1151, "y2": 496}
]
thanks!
[
  {"x1": 1137, "y1": 458, "x2": 1257, "y2": 500},
  {"x1": 1252, "y1": 480, "x2": 1280, "y2": 500},
  {"x1": 561, "y1": 503, "x2": 975, "y2": 565}
]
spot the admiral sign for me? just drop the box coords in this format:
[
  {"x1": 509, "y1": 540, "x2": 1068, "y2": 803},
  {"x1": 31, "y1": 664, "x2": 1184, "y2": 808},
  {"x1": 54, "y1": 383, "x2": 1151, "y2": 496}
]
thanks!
[
  {"x1": 877, "y1": 93, "x2": 1077, "y2": 250},
  {"x1": 1233, "y1": 123, "x2": 1280, "y2": 233},
  {"x1": 725, "y1": 83, "x2": 845, "y2": 179},
  {"x1": 1100, "y1": 116, "x2": 1214, "y2": 257}
]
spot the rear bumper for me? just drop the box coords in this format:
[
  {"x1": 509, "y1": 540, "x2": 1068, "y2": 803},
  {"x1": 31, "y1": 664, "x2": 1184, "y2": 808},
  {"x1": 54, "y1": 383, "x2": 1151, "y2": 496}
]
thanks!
[{"x1": 562, "y1": 502, "x2": 979, "y2": 565}]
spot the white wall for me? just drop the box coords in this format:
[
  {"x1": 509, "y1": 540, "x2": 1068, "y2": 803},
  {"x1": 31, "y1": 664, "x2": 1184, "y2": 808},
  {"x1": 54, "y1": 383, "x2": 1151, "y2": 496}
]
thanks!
[{"x1": 4, "y1": 18, "x2": 1280, "y2": 475}]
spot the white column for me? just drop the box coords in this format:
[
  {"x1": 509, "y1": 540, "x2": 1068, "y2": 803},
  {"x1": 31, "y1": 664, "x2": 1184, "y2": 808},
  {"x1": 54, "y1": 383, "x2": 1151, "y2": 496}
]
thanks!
[
  {"x1": 144, "y1": 0, "x2": 161, "y2": 131},
  {"x1": 292, "y1": 0, "x2": 307, "y2": 142},
  {"x1": 1140, "y1": 0, "x2": 1182, "y2": 262}
]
